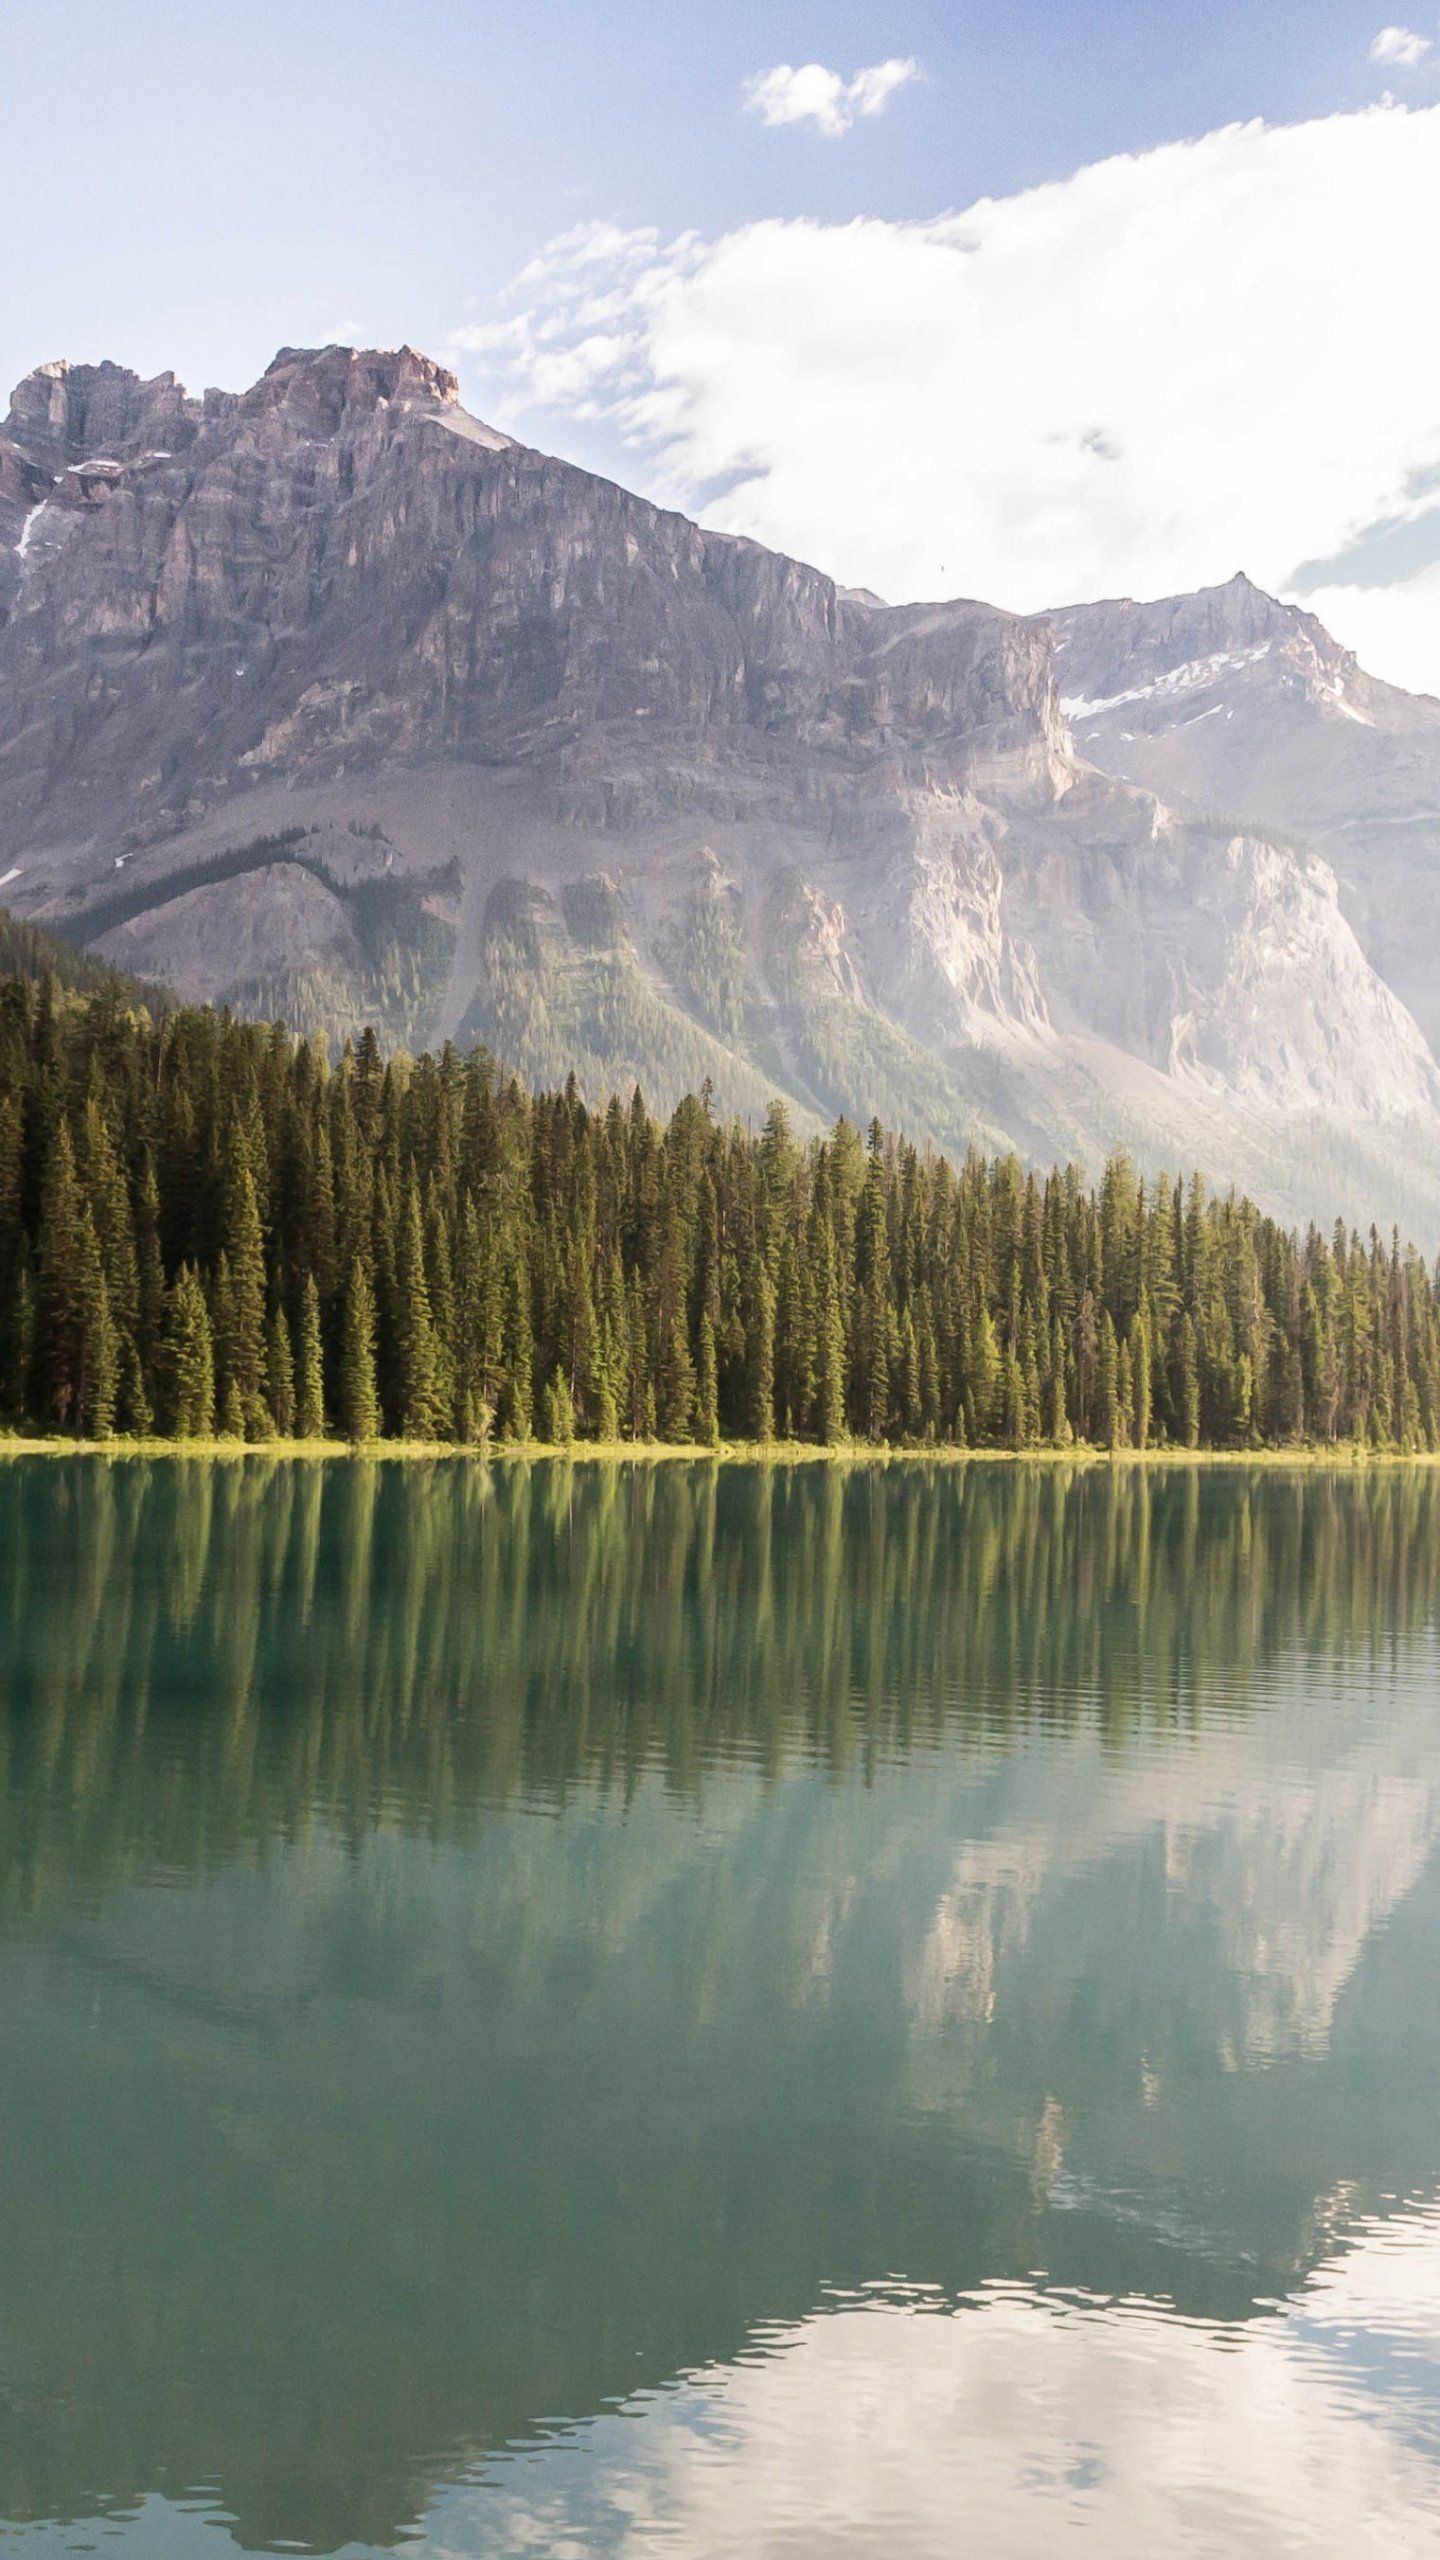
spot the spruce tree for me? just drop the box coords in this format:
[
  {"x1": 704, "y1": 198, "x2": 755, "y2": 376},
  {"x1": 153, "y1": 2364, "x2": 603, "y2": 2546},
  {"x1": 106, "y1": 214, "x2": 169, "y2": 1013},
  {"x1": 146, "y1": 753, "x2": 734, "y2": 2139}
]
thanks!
[
  {"x1": 1130, "y1": 1308, "x2": 1152, "y2": 1450},
  {"x1": 748, "y1": 1261, "x2": 775, "y2": 1441},
  {"x1": 501, "y1": 1258, "x2": 533, "y2": 1442},
  {"x1": 0, "y1": 1093, "x2": 24, "y2": 1393},
  {"x1": 34, "y1": 1121, "x2": 84, "y2": 1428},
  {"x1": 1097, "y1": 1311, "x2": 1121, "y2": 1449},
  {"x1": 395, "y1": 1180, "x2": 441, "y2": 1438},
  {"x1": 118, "y1": 1333, "x2": 153, "y2": 1436},
  {"x1": 541, "y1": 1366, "x2": 575, "y2": 1446},
  {"x1": 696, "y1": 1309, "x2": 720, "y2": 1447},
  {"x1": 222, "y1": 1132, "x2": 268, "y2": 1436},
  {"x1": 75, "y1": 1209, "x2": 118, "y2": 1440},
  {"x1": 815, "y1": 1228, "x2": 847, "y2": 1446},
  {"x1": 295, "y1": 1273, "x2": 326, "y2": 1439},
  {"x1": 267, "y1": 1303, "x2": 296, "y2": 1438},
  {"x1": 165, "y1": 1268, "x2": 216, "y2": 1438},
  {"x1": 338, "y1": 1261, "x2": 381, "y2": 1445}
]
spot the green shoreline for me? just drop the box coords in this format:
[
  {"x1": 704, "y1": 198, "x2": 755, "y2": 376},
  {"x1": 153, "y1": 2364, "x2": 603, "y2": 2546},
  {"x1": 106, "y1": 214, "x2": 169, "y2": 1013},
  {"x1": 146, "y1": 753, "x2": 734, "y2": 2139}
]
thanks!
[{"x1": 2, "y1": 1435, "x2": 1437, "y2": 1469}]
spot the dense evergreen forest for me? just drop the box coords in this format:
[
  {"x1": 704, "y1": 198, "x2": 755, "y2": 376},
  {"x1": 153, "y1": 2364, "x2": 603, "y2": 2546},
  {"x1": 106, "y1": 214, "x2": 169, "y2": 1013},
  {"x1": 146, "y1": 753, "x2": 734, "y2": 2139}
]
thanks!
[{"x1": 3, "y1": 970, "x2": 1440, "y2": 1450}]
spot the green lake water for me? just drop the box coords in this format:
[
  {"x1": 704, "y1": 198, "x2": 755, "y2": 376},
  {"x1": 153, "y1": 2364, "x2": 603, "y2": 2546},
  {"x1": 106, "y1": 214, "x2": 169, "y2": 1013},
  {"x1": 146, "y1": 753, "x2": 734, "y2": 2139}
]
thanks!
[{"x1": 2, "y1": 1456, "x2": 1440, "y2": 2556}]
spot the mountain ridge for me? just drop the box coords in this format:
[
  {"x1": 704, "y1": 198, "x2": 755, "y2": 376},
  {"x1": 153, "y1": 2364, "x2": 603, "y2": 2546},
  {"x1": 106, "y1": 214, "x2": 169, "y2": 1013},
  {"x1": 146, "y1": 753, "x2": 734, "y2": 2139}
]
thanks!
[{"x1": 4, "y1": 342, "x2": 1440, "y2": 1235}]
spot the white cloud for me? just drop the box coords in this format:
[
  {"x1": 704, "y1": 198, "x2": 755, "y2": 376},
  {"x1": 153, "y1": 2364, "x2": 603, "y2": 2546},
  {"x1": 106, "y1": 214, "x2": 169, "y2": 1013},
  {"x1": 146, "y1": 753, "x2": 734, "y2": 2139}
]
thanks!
[
  {"x1": 440, "y1": 2205, "x2": 1440, "y2": 2556},
  {"x1": 453, "y1": 104, "x2": 1440, "y2": 694},
  {"x1": 1305, "y1": 562, "x2": 1440, "y2": 697},
  {"x1": 743, "y1": 58, "x2": 921, "y2": 138},
  {"x1": 1370, "y1": 24, "x2": 1433, "y2": 66}
]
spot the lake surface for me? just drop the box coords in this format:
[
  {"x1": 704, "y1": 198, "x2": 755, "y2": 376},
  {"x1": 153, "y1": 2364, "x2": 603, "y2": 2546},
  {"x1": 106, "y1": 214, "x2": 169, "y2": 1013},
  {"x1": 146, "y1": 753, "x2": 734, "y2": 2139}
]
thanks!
[{"x1": 2, "y1": 1458, "x2": 1440, "y2": 2556}]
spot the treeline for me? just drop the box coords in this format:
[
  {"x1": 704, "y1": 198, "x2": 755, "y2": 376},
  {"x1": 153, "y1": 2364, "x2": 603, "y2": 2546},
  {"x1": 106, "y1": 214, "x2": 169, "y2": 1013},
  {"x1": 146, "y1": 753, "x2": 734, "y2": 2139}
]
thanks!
[
  {"x1": 3, "y1": 971, "x2": 1440, "y2": 1449},
  {"x1": 0, "y1": 906, "x2": 150, "y2": 1002}
]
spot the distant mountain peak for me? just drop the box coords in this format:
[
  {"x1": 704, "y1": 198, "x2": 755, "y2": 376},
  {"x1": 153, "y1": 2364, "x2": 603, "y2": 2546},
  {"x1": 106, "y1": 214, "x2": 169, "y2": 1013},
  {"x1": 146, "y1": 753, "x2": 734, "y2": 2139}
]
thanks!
[
  {"x1": 4, "y1": 335, "x2": 1440, "y2": 1238},
  {"x1": 4, "y1": 355, "x2": 199, "y2": 467},
  {"x1": 248, "y1": 342, "x2": 463, "y2": 425}
]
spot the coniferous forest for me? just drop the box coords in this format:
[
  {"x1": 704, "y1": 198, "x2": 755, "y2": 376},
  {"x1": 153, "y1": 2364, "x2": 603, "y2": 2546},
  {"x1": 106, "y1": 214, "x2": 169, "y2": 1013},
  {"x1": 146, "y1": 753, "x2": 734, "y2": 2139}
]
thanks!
[{"x1": 4, "y1": 970, "x2": 1440, "y2": 1452}]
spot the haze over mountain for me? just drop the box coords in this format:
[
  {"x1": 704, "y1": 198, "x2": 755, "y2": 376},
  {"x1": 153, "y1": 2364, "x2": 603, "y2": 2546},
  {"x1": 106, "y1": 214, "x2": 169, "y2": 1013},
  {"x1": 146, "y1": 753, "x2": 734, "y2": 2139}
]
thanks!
[
  {"x1": 4, "y1": 341, "x2": 1440, "y2": 1236},
  {"x1": 1051, "y1": 578, "x2": 1440, "y2": 1060}
]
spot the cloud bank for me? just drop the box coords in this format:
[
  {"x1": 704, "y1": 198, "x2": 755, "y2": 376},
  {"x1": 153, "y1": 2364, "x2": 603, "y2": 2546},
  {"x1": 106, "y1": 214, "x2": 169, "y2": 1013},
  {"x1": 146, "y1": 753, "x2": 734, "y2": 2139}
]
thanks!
[
  {"x1": 452, "y1": 104, "x2": 1440, "y2": 695},
  {"x1": 742, "y1": 59, "x2": 921, "y2": 137}
]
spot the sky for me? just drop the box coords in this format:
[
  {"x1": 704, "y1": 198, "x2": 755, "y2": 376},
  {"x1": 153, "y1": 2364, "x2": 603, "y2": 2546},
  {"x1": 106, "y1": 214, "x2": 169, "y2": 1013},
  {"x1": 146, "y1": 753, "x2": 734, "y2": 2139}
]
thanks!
[{"x1": 3, "y1": 0, "x2": 1439, "y2": 687}]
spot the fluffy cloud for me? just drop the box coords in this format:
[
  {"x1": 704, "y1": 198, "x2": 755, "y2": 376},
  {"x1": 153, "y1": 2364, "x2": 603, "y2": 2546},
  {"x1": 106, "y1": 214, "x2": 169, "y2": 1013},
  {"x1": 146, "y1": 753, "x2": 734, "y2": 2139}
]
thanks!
[
  {"x1": 438, "y1": 2206, "x2": 1440, "y2": 2556},
  {"x1": 1370, "y1": 25, "x2": 1433, "y2": 66},
  {"x1": 1305, "y1": 562, "x2": 1440, "y2": 696},
  {"x1": 742, "y1": 58, "x2": 921, "y2": 138},
  {"x1": 453, "y1": 104, "x2": 1440, "y2": 694}
]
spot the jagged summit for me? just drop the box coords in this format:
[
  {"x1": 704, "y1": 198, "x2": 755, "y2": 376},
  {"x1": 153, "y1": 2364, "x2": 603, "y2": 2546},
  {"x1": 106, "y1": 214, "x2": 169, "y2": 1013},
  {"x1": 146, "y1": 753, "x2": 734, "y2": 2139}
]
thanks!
[
  {"x1": 1051, "y1": 570, "x2": 1342, "y2": 701},
  {"x1": 4, "y1": 356, "x2": 200, "y2": 466},
  {"x1": 244, "y1": 342, "x2": 464, "y2": 428},
  {"x1": 3, "y1": 338, "x2": 1440, "y2": 1238},
  {"x1": 3, "y1": 340, "x2": 475, "y2": 457}
]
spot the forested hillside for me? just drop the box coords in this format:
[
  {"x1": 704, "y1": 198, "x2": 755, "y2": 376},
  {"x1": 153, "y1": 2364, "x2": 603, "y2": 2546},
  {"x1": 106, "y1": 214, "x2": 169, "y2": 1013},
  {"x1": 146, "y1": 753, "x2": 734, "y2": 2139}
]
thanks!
[
  {"x1": 1, "y1": 971, "x2": 1437, "y2": 1451},
  {"x1": 0, "y1": 907, "x2": 152, "y2": 1002}
]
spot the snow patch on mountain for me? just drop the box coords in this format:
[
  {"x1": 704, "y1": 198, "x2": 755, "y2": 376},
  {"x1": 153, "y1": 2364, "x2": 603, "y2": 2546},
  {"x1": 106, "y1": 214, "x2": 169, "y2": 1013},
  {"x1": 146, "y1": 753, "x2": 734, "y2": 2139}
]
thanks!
[{"x1": 1062, "y1": 644, "x2": 1276, "y2": 725}]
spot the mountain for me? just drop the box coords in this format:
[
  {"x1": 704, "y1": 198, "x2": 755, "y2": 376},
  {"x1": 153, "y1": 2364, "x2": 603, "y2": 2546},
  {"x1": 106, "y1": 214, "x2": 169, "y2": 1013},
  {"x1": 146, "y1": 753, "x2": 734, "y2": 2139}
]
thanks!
[
  {"x1": 1051, "y1": 575, "x2": 1440, "y2": 1055},
  {"x1": 3, "y1": 342, "x2": 1440, "y2": 1235}
]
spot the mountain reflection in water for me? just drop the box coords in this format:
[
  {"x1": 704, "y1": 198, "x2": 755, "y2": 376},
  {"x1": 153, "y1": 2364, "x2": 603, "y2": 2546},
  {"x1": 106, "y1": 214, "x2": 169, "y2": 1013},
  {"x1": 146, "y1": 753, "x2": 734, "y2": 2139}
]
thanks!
[{"x1": 1, "y1": 1457, "x2": 1439, "y2": 2556}]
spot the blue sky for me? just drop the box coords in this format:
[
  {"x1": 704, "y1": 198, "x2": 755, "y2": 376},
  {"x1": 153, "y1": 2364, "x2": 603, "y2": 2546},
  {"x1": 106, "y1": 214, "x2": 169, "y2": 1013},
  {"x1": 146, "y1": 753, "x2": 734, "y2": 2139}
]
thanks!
[
  {"x1": 0, "y1": 0, "x2": 1413, "y2": 400},
  {"x1": 3, "y1": 1, "x2": 1439, "y2": 684}
]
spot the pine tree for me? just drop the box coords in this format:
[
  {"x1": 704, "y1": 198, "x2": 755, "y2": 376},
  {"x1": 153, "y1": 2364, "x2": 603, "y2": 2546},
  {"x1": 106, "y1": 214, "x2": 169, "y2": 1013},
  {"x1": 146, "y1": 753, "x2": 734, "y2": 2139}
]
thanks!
[
  {"x1": 0, "y1": 1093, "x2": 25, "y2": 1407},
  {"x1": 395, "y1": 1180, "x2": 441, "y2": 1438},
  {"x1": 75, "y1": 1209, "x2": 118, "y2": 1440},
  {"x1": 1129, "y1": 1307, "x2": 1152, "y2": 1450},
  {"x1": 748, "y1": 1261, "x2": 775, "y2": 1441},
  {"x1": 657, "y1": 1305, "x2": 696, "y2": 1442},
  {"x1": 34, "y1": 1121, "x2": 84, "y2": 1428},
  {"x1": 501, "y1": 1257, "x2": 533, "y2": 1441},
  {"x1": 222, "y1": 1130, "x2": 267, "y2": 1436},
  {"x1": 164, "y1": 1267, "x2": 216, "y2": 1438},
  {"x1": 696, "y1": 1308, "x2": 720, "y2": 1447},
  {"x1": 541, "y1": 1366, "x2": 575, "y2": 1446},
  {"x1": 295, "y1": 1274, "x2": 326, "y2": 1439},
  {"x1": 814, "y1": 1224, "x2": 847, "y2": 1445},
  {"x1": 590, "y1": 1322, "x2": 620, "y2": 1443},
  {"x1": 1176, "y1": 1312, "x2": 1201, "y2": 1449},
  {"x1": 1096, "y1": 1311, "x2": 1121, "y2": 1450},
  {"x1": 118, "y1": 1332, "x2": 153, "y2": 1436},
  {"x1": 267, "y1": 1303, "x2": 296, "y2": 1437},
  {"x1": 338, "y1": 1260, "x2": 380, "y2": 1444}
]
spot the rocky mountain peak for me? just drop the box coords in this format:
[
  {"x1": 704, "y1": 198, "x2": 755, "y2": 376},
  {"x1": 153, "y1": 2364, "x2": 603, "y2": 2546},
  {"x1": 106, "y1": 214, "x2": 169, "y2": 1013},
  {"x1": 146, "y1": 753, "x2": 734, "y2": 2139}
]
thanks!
[
  {"x1": 243, "y1": 343, "x2": 461, "y2": 434},
  {"x1": 3, "y1": 357, "x2": 200, "y2": 466},
  {"x1": 1050, "y1": 572, "x2": 1349, "y2": 716}
]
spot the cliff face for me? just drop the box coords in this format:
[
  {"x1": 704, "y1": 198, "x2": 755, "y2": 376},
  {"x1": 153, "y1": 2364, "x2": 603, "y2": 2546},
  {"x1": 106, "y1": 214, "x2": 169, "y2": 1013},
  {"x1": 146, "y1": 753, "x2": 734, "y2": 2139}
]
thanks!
[
  {"x1": 1052, "y1": 574, "x2": 1440, "y2": 1053},
  {"x1": 3, "y1": 345, "x2": 1439, "y2": 1235}
]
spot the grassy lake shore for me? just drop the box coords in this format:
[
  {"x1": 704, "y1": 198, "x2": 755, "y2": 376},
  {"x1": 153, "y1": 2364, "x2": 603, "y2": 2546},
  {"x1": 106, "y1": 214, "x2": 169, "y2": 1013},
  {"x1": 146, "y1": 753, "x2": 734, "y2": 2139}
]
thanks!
[{"x1": 3, "y1": 1435, "x2": 1439, "y2": 1468}]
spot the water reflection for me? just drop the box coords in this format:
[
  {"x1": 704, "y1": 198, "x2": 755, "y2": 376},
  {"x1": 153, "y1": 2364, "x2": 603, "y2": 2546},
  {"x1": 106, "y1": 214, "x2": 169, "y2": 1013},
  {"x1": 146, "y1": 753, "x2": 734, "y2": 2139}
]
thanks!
[
  {"x1": 1, "y1": 1459, "x2": 1439, "y2": 2554},
  {"x1": 458, "y1": 2205, "x2": 1440, "y2": 2560}
]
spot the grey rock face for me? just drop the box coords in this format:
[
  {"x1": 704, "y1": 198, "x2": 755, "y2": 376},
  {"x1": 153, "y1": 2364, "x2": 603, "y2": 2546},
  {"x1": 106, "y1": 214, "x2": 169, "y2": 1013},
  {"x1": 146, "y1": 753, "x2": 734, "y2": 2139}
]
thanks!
[
  {"x1": 3, "y1": 357, "x2": 202, "y2": 469},
  {"x1": 1051, "y1": 574, "x2": 1440, "y2": 1052},
  {"x1": 3, "y1": 346, "x2": 1439, "y2": 1236}
]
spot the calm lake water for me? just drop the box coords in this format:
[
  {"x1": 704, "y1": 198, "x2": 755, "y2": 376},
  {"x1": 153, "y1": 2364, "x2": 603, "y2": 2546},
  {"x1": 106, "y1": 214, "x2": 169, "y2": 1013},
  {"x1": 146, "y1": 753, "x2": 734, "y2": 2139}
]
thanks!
[{"x1": 2, "y1": 1457, "x2": 1440, "y2": 2557}]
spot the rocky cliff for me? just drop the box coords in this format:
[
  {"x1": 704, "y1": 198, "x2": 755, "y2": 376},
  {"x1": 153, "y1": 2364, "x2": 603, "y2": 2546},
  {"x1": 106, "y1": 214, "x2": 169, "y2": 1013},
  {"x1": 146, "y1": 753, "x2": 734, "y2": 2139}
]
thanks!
[
  {"x1": 3, "y1": 344, "x2": 1439, "y2": 1235},
  {"x1": 1052, "y1": 574, "x2": 1440, "y2": 1056}
]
